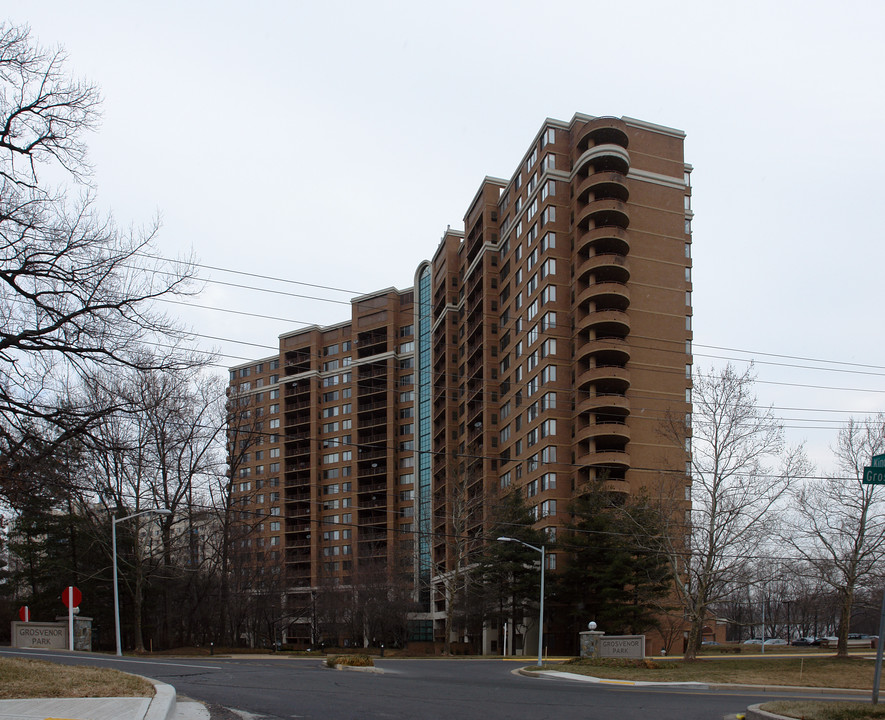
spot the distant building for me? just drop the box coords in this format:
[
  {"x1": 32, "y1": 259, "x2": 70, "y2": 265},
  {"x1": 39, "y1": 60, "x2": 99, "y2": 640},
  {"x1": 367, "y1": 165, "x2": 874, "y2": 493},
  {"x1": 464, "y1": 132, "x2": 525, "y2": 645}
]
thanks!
[{"x1": 227, "y1": 114, "x2": 693, "y2": 653}]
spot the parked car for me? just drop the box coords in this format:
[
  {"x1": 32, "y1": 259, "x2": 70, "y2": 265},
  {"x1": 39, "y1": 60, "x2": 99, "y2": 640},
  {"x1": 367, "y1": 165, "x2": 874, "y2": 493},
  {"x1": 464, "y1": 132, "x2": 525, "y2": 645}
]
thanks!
[
  {"x1": 743, "y1": 638, "x2": 763, "y2": 645},
  {"x1": 791, "y1": 637, "x2": 816, "y2": 646},
  {"x1": 701, "y1": 641, "x2": 720, "y2": 646},
  {"x1": 764, "y1": 638, "x2": 787, "y2": 646}
]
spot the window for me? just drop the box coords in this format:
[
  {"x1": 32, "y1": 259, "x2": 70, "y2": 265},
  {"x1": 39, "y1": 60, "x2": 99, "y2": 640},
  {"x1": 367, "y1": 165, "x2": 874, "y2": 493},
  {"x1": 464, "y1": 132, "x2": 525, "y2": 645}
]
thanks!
[
  {"x1": 526, "y1": 428, "x2": 538, "y2": 447},
  {"x1": 540, "y1": 499, "x2": 556, "y2": 518},
  {"x1": 400, "y1": 423, "x2": 413, "y2": 435},
  {"x1": 527, "y1": 299, "x2": 539, "y2": 321},
  {"x1": 541, "y1": 285, "x2": 556, "y2": 305},
  {"x1": 541, "y1": 232, "x2": 555, "y2": 252},
  {"x1": 323, "y1": 453, "x2": 339, "y2": 464},
  {"x1": 400, "y1": 325, "x2": 414, "y2": 337},
  {"x1": 500, "y1": 424, "x2": 511, "y2": 443},
  {"x1": 269, "y1": 521, "x2": 280, "y2": 531},
  {"x1": 541, "y1": 365, "x2": 557, "y2": 384},
  {"x1": 527, "y1": 172, "x2": 537, "y2": 193},
  {"x1": 323, "y1": 359, "x2": 339, "y2": 372},
  {"x1": 399, "y1": 341, "x2": 415, "y2": 353},
  {"x1": 323, "y1": 390, "x2": 339, "y2": 402},
  {"x1": 526, "y1": 222, "x2": 538, "y2": 244},
  {"x1": 527, "y1": 247, "x2": 539, "y2": 270},
  {"x1": 541, "y1": 391, "x2": 556, "y2": 411},
  {"x1": 541, "y1": 472, "x2": 556, "y2": 491},
  {"x1": 269, "y1": 447, "x2": 280, "y2": 458},
  {"x1": 541, "y1": 445, "x2": 556, "y2": 463},
  {"x1": 541, "y1": 127, "x2": 555, "y2": 146},
  {"x1": 541, "y1": 311, "x2": 556, "y2": 331},
  {"x1": 541, "y1": 418, "x2": 556, "y2": 438},
  {"x1": 526, "y1": 273, "x2": 538, "y2": 296},
  {"x1": 526, "y1": 376, "x2": 539, "y2": 396},
  {"x1": 526, "y1": 401, "x2": 538, "y2": 422},
  {"x1": 542, "y1": 154, "x2": 556, "y2": 171},
  {"x1": 526, "y1": 349, "x2": 539, "y2": 371},
  {"x1": 525, "y1": 147, "x2": 537, "y2": 172},
  {"x1": 270, "y1": 536, "x2": 280, "y2": 546},
  {"x1": 541, "y1": 179, "x2": 555, "y2": 202},
  {"x1": 540, "y1": 258, "x2": 555, "y2": 280},
  {"x1": 270, "y1": 507, "x2": 281, "y2": 516},
  {"x1": 541, "y1": 206, "x2": 555, "y2": 226},
  {"x1": 269, "y1": 404, "x2": 279, "y2": 414},
  {"x1": 269, "y1": 418, "x2": 280, "y2": 429},
  {"x1": 323, "y1": 421, "x2": 339, "y2": 433},
  {"x1": 545, "y1": 553, "x2": 556, "y2": 570},
  {"x1": 500, "y1": 471, "x2": 511, "y2": 488},
  {"x1": 323, "y1": 344, "x2": 338, "y2": 356},
  {"x1": 323, "y1": 468, "x2": 340, "y2": 480},
  {"x1": 400, "y1": 390, "x2": 414, "y2": 402},
  {"x1": 526, "y1": 197, "x2": 538, "y2": 219}
]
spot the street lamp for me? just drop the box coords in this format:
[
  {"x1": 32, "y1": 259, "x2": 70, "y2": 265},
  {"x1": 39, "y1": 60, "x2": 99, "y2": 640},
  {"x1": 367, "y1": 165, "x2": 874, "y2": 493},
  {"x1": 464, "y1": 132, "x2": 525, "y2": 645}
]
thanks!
[
  {"x1": 498, "y1": 536, "x2": 545, "y2": 667},
  {"x1": 113, "y1": 508, "x2": 172, "y2": 657}
]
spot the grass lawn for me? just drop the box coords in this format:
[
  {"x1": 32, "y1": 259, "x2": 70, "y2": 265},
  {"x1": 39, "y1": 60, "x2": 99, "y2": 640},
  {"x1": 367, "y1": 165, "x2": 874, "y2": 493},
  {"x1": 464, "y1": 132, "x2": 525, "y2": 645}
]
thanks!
[
  {"x1": 761, "y1": 701, "x2": 885, "y2": 720},
  {"x1": 0, "y1": 658, "x2": 154, "y2": 699},
  {"x1": 544, "y1": 656, "x2": 878, "y2": 689}
]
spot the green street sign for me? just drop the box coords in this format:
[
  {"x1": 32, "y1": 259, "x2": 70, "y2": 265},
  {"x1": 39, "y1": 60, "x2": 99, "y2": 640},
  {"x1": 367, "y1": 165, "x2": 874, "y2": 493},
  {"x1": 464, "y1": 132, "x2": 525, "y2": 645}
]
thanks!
[
  {"x1": 873, "y1": 454, "x2": 885, "y2": 468},
  {"x1": 863, "y1": 466, "x2": 885, "y2": 485}
]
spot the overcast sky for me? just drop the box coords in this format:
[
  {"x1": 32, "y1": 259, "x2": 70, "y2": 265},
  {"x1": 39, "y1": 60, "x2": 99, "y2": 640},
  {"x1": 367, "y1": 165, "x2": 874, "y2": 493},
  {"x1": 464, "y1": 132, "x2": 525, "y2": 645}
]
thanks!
[{"x1": 12, "y1": 1, "x2": 885, "y2": 471}]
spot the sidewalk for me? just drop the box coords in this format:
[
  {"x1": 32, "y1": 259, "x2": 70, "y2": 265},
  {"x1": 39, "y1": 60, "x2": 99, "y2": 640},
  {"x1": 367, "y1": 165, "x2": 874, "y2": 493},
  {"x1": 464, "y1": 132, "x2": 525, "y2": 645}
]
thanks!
[{"x1": 0, "y1": 678, "x2": 209, "y2": 720}]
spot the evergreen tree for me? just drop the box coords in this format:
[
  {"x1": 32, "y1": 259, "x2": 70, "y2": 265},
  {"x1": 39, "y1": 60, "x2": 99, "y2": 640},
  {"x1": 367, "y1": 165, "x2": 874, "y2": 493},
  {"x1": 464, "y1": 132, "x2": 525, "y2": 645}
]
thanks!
[
  {"x1": 472, "y1": 490, "x2": 547, "y2": 652},
  {"x1": 553, "y1": 486, "x2": 672, "y2": 639}
]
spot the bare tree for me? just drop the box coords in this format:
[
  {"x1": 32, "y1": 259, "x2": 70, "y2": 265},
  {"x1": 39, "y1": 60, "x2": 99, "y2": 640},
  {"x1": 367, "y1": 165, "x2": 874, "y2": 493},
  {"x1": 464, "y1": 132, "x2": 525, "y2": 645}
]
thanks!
[
  {"x1": 660, "y1": 364, "x2": 806, "y2": 659},
  {"x1": 785, "y1": 415, "x2": 885, "y2": 657},
  {"x1": 0, "y1": 23, "x2": 200, "y2": 501}
]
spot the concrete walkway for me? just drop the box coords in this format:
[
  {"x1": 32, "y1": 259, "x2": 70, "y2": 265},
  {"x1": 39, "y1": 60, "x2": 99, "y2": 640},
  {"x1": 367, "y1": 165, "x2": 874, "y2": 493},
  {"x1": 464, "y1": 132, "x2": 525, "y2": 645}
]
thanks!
[{"x1": 0, "y1": 678, "x2": 210, "y2": 720}]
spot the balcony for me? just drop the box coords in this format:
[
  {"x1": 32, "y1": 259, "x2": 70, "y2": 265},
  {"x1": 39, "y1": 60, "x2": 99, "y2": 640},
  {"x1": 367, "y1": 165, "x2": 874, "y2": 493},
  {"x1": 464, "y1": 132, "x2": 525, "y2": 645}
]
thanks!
[
  {"x1": 576, "y1": 198, "x2": 630, "y2": 232},
  {"x1": 576, "y1": 365, "x2": 630, "y2": 393},
  {"x1": 575, "y1": 117, "x2": 630, "y2": 153},
  {"x1": 575, "y1": 422, "x2": 631, "y2": 445},
  {"x1": 575, "y1": 281, "x2": 630, "y2": 313},
  {"x1": 576, "y1": 226, "x2": 630, "y2": 259},
  {"x1": 574, "y1": 142, "x2": 630, "y2": 177},
  {"x1": 576, "y1": 392, "x2": 630, "y2": 418},
  {"x1": 575, "y1": 170, "x2": 629, "y2": 205},
  {"x1": 574, "y1": 336, "x2": 631, "y2": 367},
  {"x1": 576, "y1": 308, "x2": 631, "y2": 338},
  {"x1": 576, "y1": 448, "x2": 632, "y2": 469}
]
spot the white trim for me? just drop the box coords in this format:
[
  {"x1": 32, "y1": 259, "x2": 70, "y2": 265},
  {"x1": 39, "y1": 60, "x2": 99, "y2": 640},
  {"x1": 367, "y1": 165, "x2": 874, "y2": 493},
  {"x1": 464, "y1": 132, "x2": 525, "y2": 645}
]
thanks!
[
  {"x1": 623, "y1": 116, "x2": 686, "y2": 139},
  {"x1": 627, "y1": 167, "x2": 686, "y2": 191}
]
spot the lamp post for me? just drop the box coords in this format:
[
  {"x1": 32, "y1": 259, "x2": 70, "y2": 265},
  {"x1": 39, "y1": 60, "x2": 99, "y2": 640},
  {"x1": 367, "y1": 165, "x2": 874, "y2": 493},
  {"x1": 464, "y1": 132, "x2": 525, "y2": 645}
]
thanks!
[
  {"x1": 113, "y1": 508, "x2": 172, "y2": 657},
  {"x1": 497, "y1": 536, "x2": 545, "y2": 667}
]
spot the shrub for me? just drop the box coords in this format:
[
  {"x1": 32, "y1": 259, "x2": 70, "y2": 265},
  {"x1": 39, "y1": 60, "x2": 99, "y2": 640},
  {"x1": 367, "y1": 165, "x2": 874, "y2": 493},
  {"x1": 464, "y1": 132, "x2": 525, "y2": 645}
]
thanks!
[{"x1": 325, "y1": 654, "x2": 375, "y2": 668}]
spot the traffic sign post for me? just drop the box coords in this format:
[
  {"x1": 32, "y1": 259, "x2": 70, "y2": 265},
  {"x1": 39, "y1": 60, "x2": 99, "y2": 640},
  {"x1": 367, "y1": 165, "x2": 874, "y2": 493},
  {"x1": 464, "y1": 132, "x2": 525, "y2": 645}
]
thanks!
[{"x1": 18, "y1": 606, "x2": 29, "y2": 622}]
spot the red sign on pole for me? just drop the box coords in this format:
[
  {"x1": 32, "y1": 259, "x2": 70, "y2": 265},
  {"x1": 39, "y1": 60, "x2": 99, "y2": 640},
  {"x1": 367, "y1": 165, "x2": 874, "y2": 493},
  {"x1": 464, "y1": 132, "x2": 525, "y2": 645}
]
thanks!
[
  {"x1": 62, "y1": 586, "x2": 82, "y2": 608},
  {"x1": 18, "y1": 606, "x2": 29, "y2": 622}
]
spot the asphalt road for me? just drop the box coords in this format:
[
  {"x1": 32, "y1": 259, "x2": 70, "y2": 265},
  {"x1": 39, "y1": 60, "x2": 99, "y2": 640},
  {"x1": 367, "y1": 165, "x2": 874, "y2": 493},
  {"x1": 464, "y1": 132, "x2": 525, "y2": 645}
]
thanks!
[{"x1": 0, "y1": 648, "x2": 856, "y2": 720}]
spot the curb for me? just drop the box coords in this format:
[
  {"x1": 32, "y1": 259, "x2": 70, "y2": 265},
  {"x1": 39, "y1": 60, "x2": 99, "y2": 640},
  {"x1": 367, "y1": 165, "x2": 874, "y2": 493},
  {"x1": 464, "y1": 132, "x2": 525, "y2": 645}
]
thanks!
[
  {"x1": 521, "y1": 668, "x2": 871, "y2": 696},
  {"x1": 143, "y1": 677, "x2": 177, "y2": 720}
]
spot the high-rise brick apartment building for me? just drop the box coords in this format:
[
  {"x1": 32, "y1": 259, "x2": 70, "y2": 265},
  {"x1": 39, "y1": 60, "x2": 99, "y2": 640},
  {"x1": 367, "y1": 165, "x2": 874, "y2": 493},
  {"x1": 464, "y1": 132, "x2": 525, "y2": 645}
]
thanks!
[{"x1": 227, "y1": 113, "x2": 692, "y2": 653}]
